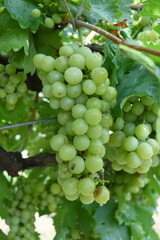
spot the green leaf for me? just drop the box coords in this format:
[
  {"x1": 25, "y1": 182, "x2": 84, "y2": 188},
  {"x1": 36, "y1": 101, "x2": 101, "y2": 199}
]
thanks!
[
  {"x1": 130, "y1": 222, "x2": 145, "y2": 240},
  {"x1": 94, "y1": 200, "x2": 130, "y2": 240},
  {"x1": 0, "y1": 230, "x2": 8, "y2": 240},
  {"x1": 140, "y1": 0, "x2": 160, "y2": 18},
  {"x1": 0, "y1": 174, "x2": 12, "y2": 203},
  {"x1": 0, "y1": 11, "x2": 29, "y2": 54},
  {"x1": 37, "y1": 100, "x2": 59, "y2": 119},
  {"x1": 147, "y1": 168, "x2": 160, "y2": 195},
  {"x1": 4, "y1": 0, "x2": 43, "y2": 33},
  {"x1": 116, "y1": 0, "x2": 132, "y2": 23}
]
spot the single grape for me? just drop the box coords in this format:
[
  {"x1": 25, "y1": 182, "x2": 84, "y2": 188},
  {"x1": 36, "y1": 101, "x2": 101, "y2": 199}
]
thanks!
[
  {"x1": 147, "y1": 138, "x2": 159, "y2": 155},
  {"x1": 64, "y1": 67, "x2": 83, "y2": 85},
  {"x1": 55, "y1": 56, "x2": 69, "y2": 73},
  {"x1": 5, "y1": 64, "x2": 16, "y2": 75},
  {"x1": 101, "y1": 128, "x2": 110, "y2": 144},
  {"x1": 6, "y1": 93, "x2": 18, "y2": 105},
  {"x1": 76, "y1": 46, "x2": 92, "y2": 58},
  {"x1": 50, "y1": 134, "x2": 68, "y2": 151},
  {"x1": 123, "y1": 122, "x2": 136, "y2": 136},
  {"x1": 93, "y1": 186, "x2": 110, "y2": 204},
  {"x1": 59, "y1": 144, "x2": 76, "y2": 161},
  {"x1": 135, "y1": 124, "x2": 150, "y2": 140},
  {"x1": 137, "y1": 142, "x2": 153, "y2": 159},
  {"x1": 82, "y1": 80, "x2": 96, "y2": 95},
  {"x1": 91, "y1": 67, "x2": 108, "y2": 85},
  {"x1": 72, "y1": 119, "x2": 88, "y2": 135},
  {"x1": 131, "y1": 101, "x2": 144, "y2": 116},
  {"x1": 49, "y1": 97, "x2": 60, "y2": 109},
  {"x1": 126, "y1": 152, "x2": 141, "y2": 168},
  {"x1": 51, "y1": 82, "x2": 66, "y2": 98},
  {"x1": 123, "y1": 136, "x2": 139, "y2": 152},
  {"x1": 86, "y1": 97, "x2": 101, "y2": 109},
  {"x1": 52, "y1": 14, "x2": 62, "y2": 24},
  {"x1": 88, "y1": 139, "x2": 103, "y2": 154},
  {"x1": 69, "y1": 54, "x2": 85, "y2": 70},
  {"x1": 47, "y1": 70, "x2": 64, "y2": 84},
  {"x1": 86, "y1": 53, "x2": 102, "y2": 70},
  {"x1": 72, "y1": 104, "x2": 87, "y2": 119},
  {"x1": 17, "y1": 82, "x2": 27, "y2": 93},
  {"x1": 65, "y1": 192, "x2": 79, "y2": 201},
  {"x1": 109, "y1": 131, "x2": 126, "y2": 147},
  {"x1": 42, "y1": 84, "x2": 52, "y2": 98},
  {"x1": 75, "y1": 93, "x2": 88, "y2": 104},
  {"x1": 73, "y1": 135, "x2": 90, "y2": 151},
  {"x1": 100, "y1": 113, "x2": 113, "y2": 128},
  {"x1": 62, "y1": 178, "x2": 78, "y2": 195},
  {"x1": 32, "y1": 8, "x2": 41, "y2": 18},
  {"x1": 40, "y1": 56, "x2": 55, "y2": 72},
  {"x1": 57, "y1": 111, "x2": 72, "y2": 125},
  {"x1": 78, "y1": 178, "x2": 95, "y2": 196},
  {"x1": 80, "y1": 194, "x2": 94, "y2": 204},
  {"x1": 102, "y1": 87, "x2": 117, "y2": 102},
  {"x1": 45, "y1": 17, "x2": 54, "y2": 28},
  {"x1": 66, "y1": 84, "x2": 82, "y2": 98},
  {"x1": 58, "y1": 163, "x2": 72, "y2": 179},
  {"x1": 68, "y1": 156, "x2": 85, "y2": 174},
  {"x1": 85, "y1": 155, "x2": 103, "y2": 173},
  {"x1": 60, "y1": 96, "x2": 74, "y2": 111},
  {"x1": 85, "y1": 108, "x2": 102, "y2": 126},
  {"x1": 59, "y1": 45, "x2": 74, "y2": 57},
  {"x1": 33, "y1": 54, "x2": 45, "y2": 68}
]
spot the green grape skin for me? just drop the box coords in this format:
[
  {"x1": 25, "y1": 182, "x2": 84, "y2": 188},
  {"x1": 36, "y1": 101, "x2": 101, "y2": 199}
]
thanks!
[
  {"x1": 123, "y1": 102, "x2": 132, "y2": 112},
  {"x1": 5, "y1": 64, "x2": 16, "y2": 75},
  {"x1": 42, "y1": 84, "x2": 52, "y2": 98},
  {"x1": 59, "y1": 144, "x2": 77, "y2": 161},
  {"x1": 131, "y1": 101, "x2": 144, "y2": 116},
  {"x1": 85, "y1": 108, "x2": 102, "y2": 126},
  {"x1": 76, "y1": 46, "x2": 92, "y2": 58},
  {"x1": 86, "y1": 97, "x2": 101, "y2": 110},
  {"x1": 112, "y1": 161, "x2": 123, "y2": 171},
  {"x1": 65, "y1": 192, "x2": 79, "y2": 201},
  {"x1": 109, "y1": 131, "x2": 126, "y2": 147},
  {"x1": 62, "y1": 178, "x2": 78, "y2": 195},
  {"x1": 100, "y1": 113, "x2": 113, "y2": 128},
  {"x1": 85, "y1": 53, "x2": 102, "y2": 70},
  {"x1": 48, "y1": 202, "x2": 57, "y2": 212},
  {"x1": 17, "y1": 71, "x2": 27, "y2": 81},
  {"x1": 17, "y1": 82, "x2": 27, "y2": 94},
  {"x1": 123, "y1": 136, "x2": 139, "y2": 152},
  {"x1": 123, "y1": 111, "x2": 137, "y2": 122},
  {"x1": 32, "y1": 8, "x2": 41, "y2": 17},
  {"x1": 58, "y1": 163, "x2": 72, "y2": 179},
  {"x1": 75, "y1": 93, "x2": 88, "y2": 105},
  {"x1": 6, "y1": 93, "x2": 18, "y2": 105},
  {"x1": 82, "y1": 80, "x2": 96, "y2": 95},
  {"x1": 73, "y1": 135, "x2": 90, "y2": 151},
  {"x1": 72, "y1": 104, "x2": 87, "y2": 119},
  {"x1": 123, "y1": 122, "x2": 136, "y2": 136},
  {"x1": 9, "y1": 75, "x2": 20, "y2": 85},
  {"x1": 146, "y1": 138, "x2": 159, "y2": 155},
  {"x1": 33, "y1": 54, "x2": 45, "y2": 68},
  {"x1": 0, "y1": 89, "x2": 6, "y2": 98},
  {"x1": 95, "y1": 83, "x2": 106, "y2": 95},
  {"x1": 4, "y1": 82, "x2": 15, "y2": 93},
  {"x1": 151, "y1": 155, "x2": 160, "y2": 167},
  {"x1": 88, "y1": 139, "x2": 103, "y2": 154},
  {"x1": 59, "y1": 45, "x2": 74, "y2": 57},
  {"x1": 60, "y1": 96, "x2": 74, "y2": 111},
  {"x1": 66, "y1": 120, "x2": 74, "y2": 136},
  {"x1": 114, "y1": 117, "x2": 124, "y2": 131},
  {"x1": 70, "y1": 43, "x2": 79, "y2": 51},
  {"x1": 80, "y1": 194, "x2": 94, "y2": 204},
  {"x1": 0, "y1": 64, "x2": 5, "y2": 73},
  {"x1": 40, "y1": 56, "x2": 55, "y2": 72},
  {"x1": 45, "y1": 17, "x2": 54, "y2": 28},
  {"x1": 57, "y1": 111, "x2": 72, "y2": 125},
  {"x1": 72, "y1": 119, "x2": 88, "y2": 135},
  {"x1": 93, "y1": 186, "x2": 110, "y2": 204},
  {"x1": 135, "y1": 124, "x2": 150, "y2": 140},
  {"x1": 52, "y1": 14, "x2": 62, "y2": 24},
  {"x1": 126, "y1": 152, "x2": 141, "y2": 168},
  {"x1": 64, "y1": 67, "x2": 83, "y2": 85},
  {"x1": 101, "y1": 100, "x2": 110, "y2": 112},
  {"x1": 68, "y1": 156, "x2": 85, "y2": 174},
  {"x1": 49, "y1": 97, "x2": 60, "y2": 109},
  {"x1": 50, "y1": 134, "x2": 68, "y2": 151},
  {"x1": 78, "y1": 178, "x2": 95, "y2": 196},
  {"x1": 69, "y1": 54, "x2": 85, "y2": 70},
  {"x1": 55, "y1": 56, "x2": 69, "y2": 73},
  {"x1": 140, "y1": 96, "x2": 153, "y2": 106},
  {"x1": 91, "y1": 67, "x2": 108, "y2": 85},
  {"x1": 102, "y1": 86, "x2": 117, "y2": 102},
  {"x1": 145, "y1": 110, "x2": 156, "y2": 123},
  {"x1": 51, "y1": 82, "x2": 66, "y2": 98},
  {"x1": 137, "y1": 142, "x2": 153, "y2": 159},
  {"x1": 101, "y1": 128, "x2": 110, "y2": 144},
  {"x1": 47, "y1": 70, "x2": 64, "y2": 84},
  {"x1": 115, "y1": 148, "x2": 127, "y2": 165},
  {"x1": 66, "y1": 84, "x2": 82, "y2": 98},
  {"x1": 87, "y1": 124, "x2": 102, "y2": 139},
  {"x1": 85, "y1": 155, "x2": 103, "y2": 173}
]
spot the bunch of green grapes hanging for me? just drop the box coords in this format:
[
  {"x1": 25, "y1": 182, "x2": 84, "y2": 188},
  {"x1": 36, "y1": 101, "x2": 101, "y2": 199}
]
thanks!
[
  {"x1": 0, "y1": 63, "x2": 27, "y2": 110},
  {"x1": 108, "y1": 95, "x2": 160, "y2": 174},
  {"x1": 33, "y1": 44, "x2": 117, "y2": 204}
]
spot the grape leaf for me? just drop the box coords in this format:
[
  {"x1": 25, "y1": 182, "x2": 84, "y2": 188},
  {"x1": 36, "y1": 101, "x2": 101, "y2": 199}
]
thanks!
[
  {"x1": 37, "y1": 101, "x2": 59, "y2": 119},
  {"x1": 94, "y1": 200, "x2": 130, "y2": 240},
  {"x1": 147, "y1": 168, "x2": 160, "y2": 195},
  {"x1": 0, "y1": 11, "x2": 29, "y2": 54},
  {"x1": 140, "y1": 0, "x2": 160, "y2": 18},
  {"x1": 116, "y1": 0, "x2": 132, "y2": 23},
  {"x1": 4, "y1": 0, "x2": 43, "y2": 33},
  {"x1": 0, "y1": 230, "x2": 8, "y2": 240},
  {"x1": 0, "y1": 174, "x2": 12, "y2": 203}
]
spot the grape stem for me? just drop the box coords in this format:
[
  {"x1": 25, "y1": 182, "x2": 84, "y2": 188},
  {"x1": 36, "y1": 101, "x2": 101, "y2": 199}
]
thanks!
[
  {"x1": 76, "y1": 0, "x2": 86, "y2": 19},
  {"x1": 62, "y1": 0, "x2": 76, "y2": 31},
  {"x1": 75, "y1": 19, "x2": 160, "y2": 57}
]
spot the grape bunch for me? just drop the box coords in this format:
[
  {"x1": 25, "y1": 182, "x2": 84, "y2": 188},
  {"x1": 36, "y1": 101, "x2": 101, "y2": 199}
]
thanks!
[
  {"x1": 33, "y1": 44, "x2": 117, "y2": 204},
  {"x1": 0, "y1": 63, "x2": 27, "y2": 110},
  {"x1": 108, "y1": 95, "x2": 160, "y2": 174}
]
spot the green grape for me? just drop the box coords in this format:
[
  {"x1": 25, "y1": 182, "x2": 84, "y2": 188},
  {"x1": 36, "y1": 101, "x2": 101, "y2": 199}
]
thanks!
[
  {"x1": 101, "y1": 100, "x2": 110, "y2": 112},
  {"x1": 78, "y1": 178, "x2": 95, "y2": 196},
  {"x1": 40, "y1": 56, "x2": 55, "y2": 72},
  {"x1": 115, "y1": 148, "x2": 127, "y2": 165},
  {"x1": 112, "y1": 161, "x2": 123, "y2": 171},
  {"x1": 123, "y1": 136, "x2": 139, "y2": 152},
  {"x1": 0, "y1": 64, "x2": 5, "y2": 73},
  {"x1": 49, "y1": 97, "x2": 60, "y2": 109},
  {"x1": 123, "y1": 111, "x2": 137, "y2": 122},
  {"x1": 135, "y1": 124, "x2": 150, "y2": 140},
  {"x1": 126, "y1": 152, "x2": 141, "y2": 168},
  {"x1": 91, "y1": 67, "x2": 108, "y2": 85},
  {"x1": 114, "y1": 117, "x2": 124, "y2": 131},
  {"x1": 55, "y1": 56, "x2": 69, "y2": 73},
  {"x1": 123, "y1": 101, "x2": 132, "y2": 112},
  {"x1": 50, "y1": 134, "x2": 68, "y2": 151},
  {"x1": 101, "y1": 128, "x2": 110, "y2": 144},
  {"x1": 62, "y1": 178, "x2": 78, "y2": 195},
  {"x1": 17, "y1": 82, "x2": 27, "y2": 94},
  {"x1": 123, "y1": 122, "x2": 136, "y2": 136},
  {"x1": 32, "y1": 8, "x2": 41, "y2": 17},
  {"x1": 70, "y1": 43, "x2": 79, "y2": 51},
  {"x1": 94, "y1": 186, "x2": 110, "y2": 204},
  {"x1": 85, "y1": 108, "x2": 102, "y2": 125},
  {"x1": 66, "y1": 84, "x2": 82, "y2": 98},
  {"x1": 42, "y1": 84, "x2": 52, "y2": 98},
  {"x1": 64, "y1": 67, "x2": 83, "y2": 85},
  {"x1": 109, "y1": 131, "x2": 126, "y2": 147},
  {"x1": 71, "y1": 118, "x2": 88, "y2": 135},
  {"x1": 151, "y1": 155, "x2": 160, "y2": 167},
  {"x1": 17, "y1": 71, "x2": 27, "y2": 81},
  {"x1": 47, "y1": 70, "x2": 64, "y2": 84},
  {"x1": 0, "y1": 89, "x2": 6, "y2": 98},
  {"x1": 5, "y1": 64, "x2": 16, "y2": 75},
  {"x1": 85, "y1": 155, "x2": 103, "y2": 173},
  {"x1": 145, "y1": 110, "x2": 156, "y2": 123},
  {"x1": 72, "y1": 104, "x2": 87, "y2": 119},
  {"x1": 69, "y1": 54, "x2": 85, "y2": 70},
  {"x1": 60, "y1": 96, "x2": 74, "y2": 111},
  {"x1": 4, "y1": 82, "x2": 15, "y2": 93},
  {"x1": 45, "y1": 17, "x2": 54, "y2": 28},
  {"x1": 140, "y1": 96, "x2": 153, "y2": 106},
  {"x1": 75, "y1": 93, "x2": 88, "y2": 104},
  {"x1": 65, "y1": 192, "x2": 79, "y2": 201},
  {"x1": 58, "y1": 127, "x2": 67, "y2": 135},
  {"x1": 88, "y1": 139, "x2": 103, "y2": 154},
  {"x1": 82, "y1": 79, "x2": 96, "y2": 95},
  {"x1": 51, "y1": 82, "x2": 66, "y2": 98},
  {"x1": 6, "y1": 93, "x2": 18, "y2": 105},
  {"x1": 95, "y1": 83, "x2": 106, "y2": 95},
  {"x1": 33, "y1": 54, "x2": 45, "y2": 68},
  {"x1": 86, "y1": 97, "x2": 101, "y2": 109},
  {"x1": 48, "y1": 202, "x2": 57, "y2": 212},
  {"x1": 86, "y1": 53, "x2": 102, "y2": 70},
  {"x1": 66, "y1": 120, "x2": 74, "y2": 136},
  {"x1": 52, "y1": 14, "x2": 62, "y2": 24},
  {"x1": 57, "y1": 111, "x2": 72, "y2": 125},
  {"x1": 56, "y1": 153, "x2": 63, "y2": 164},
  {"x1": 59, "y1": 45, "x2": 74, "y2": 57},
  {"x1": 73, "y1": 135, "x2": 90, "y2": 151},
  {"x1": 9, "y1": 75, "x2": 20, "y2": 85},
  {"x1": 131, "y1": 101, "x2": 145, "y2": 116},
  {"x1": 80, "y1": 194, "x2": 94, "y2": 204},
  {"x1": 147, "y1": 138, "x2": 159, "y2": 155},
  {"x1": 100, "y1": 113, "x2": 113, "y2": 128},
  {"x1": 102, "y1": 86, "x2": 117, "y2": 102},
  {"x1": 87, "y1": 124, "x2": 102, "y2": 139},
  {"x1": 68, "y1": 156, "x2": 85, "y2": 174},
  {"x1": 76, "y1": 46, "x2": 92, "y2": 58},
  {"x1": 137, "y1": 142, "x2": 153, "y2": 159},
  {"x1": 59, "y1": 144, "x2": 77, "y2": 161},
  {"x1": 58, "y1": 163, "x2": 72, "y2": 179}
]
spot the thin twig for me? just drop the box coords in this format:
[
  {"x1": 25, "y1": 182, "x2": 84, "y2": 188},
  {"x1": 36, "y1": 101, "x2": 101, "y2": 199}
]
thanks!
[
  {"x1": 0, "y1": 118, "x2": 57, "y2": 131},
  {"x1": 75, "y1": 19, "x2": 160, "y2": 57},
  {"x1": 76, "y1": 0, "x2": 86, "y2": 19},
  {"x1": 62, "y1": 0, "x2": 76, "y2": 31}
]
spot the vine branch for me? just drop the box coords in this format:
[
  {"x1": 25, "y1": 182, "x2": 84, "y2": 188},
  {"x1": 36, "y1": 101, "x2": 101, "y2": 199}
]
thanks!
[
  {"x1": 62, "y1": 0, "x2": 76, "y2": 31},
  {"x1": 75, "y1": 19, "x2": 160, "y2": 57}
]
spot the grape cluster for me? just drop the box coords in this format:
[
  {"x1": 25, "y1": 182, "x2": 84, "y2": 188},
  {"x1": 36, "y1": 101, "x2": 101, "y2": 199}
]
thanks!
[
  {"x1": 0, "y1": 63, "x2": 27, "y2": 110},
  {"x1": 33, "y1": 44, "x2": 117, "y2": 204},
  {"x1": 108, "y1": 96, "x2": 160, "y2": 174},
  {"x1": 6, "y1": 168, "x2": 63, "y2": 239}
]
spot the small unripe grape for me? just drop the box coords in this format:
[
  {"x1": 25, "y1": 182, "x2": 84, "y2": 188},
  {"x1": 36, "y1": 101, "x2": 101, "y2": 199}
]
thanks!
[
  {"x1": 64, "y1": 67, "x2": 83, "y2": 85},
  {"x1": 32, "y1": 8, "x2": 41, "y2": 18},
  {"x1": 45, "y1": 17, "x2": 54, "y2": 28},
  {"x1": 50, "y1": 183, "x2": 61, "y2": 195},
  {"x1": 6, "y1": 93, "x2": 18, "y2": 105},
  {"x1": 69, "y1": 54, "x2": 85, "y2": 70},
  {"x1": 91, "y1": 67, "x2": 108, "y2": 85},
  {"x1": 52, "y1": 14, "x2": 62, "y2": 24}
]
